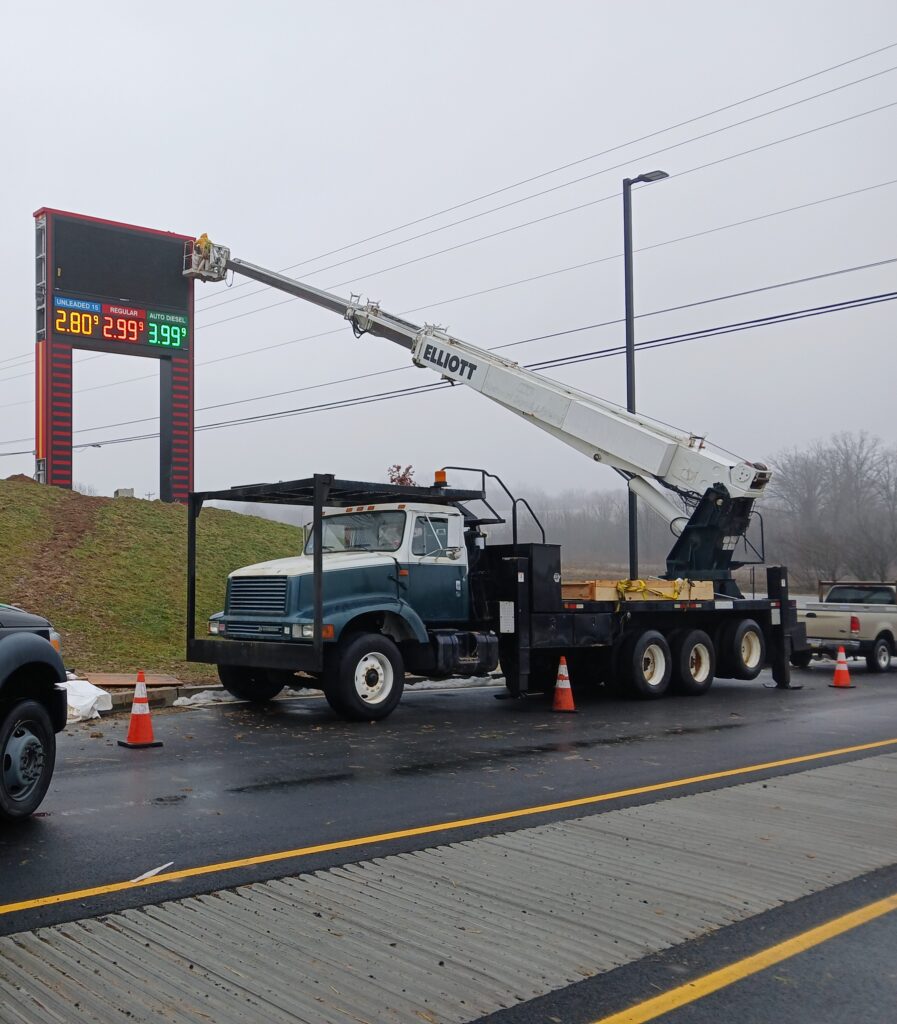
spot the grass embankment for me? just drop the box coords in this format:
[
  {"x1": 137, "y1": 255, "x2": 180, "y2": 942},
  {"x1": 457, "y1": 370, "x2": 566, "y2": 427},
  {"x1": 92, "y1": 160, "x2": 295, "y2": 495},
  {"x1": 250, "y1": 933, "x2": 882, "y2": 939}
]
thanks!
[{"x1": 0, "y1": 478, "x2": 301, "y2": 681}]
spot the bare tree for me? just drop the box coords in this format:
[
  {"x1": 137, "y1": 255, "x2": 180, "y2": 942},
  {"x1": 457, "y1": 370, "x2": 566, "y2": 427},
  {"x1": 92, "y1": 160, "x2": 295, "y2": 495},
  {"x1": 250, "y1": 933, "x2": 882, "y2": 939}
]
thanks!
[
  {"x1": 387, "y1": 464, "x2": 415, "y2": 486},
  {"x1": 766, "y1": 432, "x2": 896, "y2": 585}
]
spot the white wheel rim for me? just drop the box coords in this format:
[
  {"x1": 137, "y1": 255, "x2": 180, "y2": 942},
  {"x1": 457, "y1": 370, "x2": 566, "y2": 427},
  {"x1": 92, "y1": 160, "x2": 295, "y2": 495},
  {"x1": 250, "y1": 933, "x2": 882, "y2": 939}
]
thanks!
[
  {"x1": 688, "y1": 643, "x2": 711, "y2": 683},
  {"x1": 741, "y1": 630, "x2": 762, "y2": 670},
  {"x1": 876, "y1": 644, "x2": 890, "y2": 669},
  {"x1": 641, "y1": 644, "x2": 667, "y2": 687},
  {"x1": 354, "y1": 652, "x2": 394, "y2": 704}
]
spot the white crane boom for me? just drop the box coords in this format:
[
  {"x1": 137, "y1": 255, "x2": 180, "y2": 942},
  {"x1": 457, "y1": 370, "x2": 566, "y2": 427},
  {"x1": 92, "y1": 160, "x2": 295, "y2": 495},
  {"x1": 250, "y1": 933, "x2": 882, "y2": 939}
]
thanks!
[{"x1": 185, "y1": 242, "x2": 770, "y2": 584}]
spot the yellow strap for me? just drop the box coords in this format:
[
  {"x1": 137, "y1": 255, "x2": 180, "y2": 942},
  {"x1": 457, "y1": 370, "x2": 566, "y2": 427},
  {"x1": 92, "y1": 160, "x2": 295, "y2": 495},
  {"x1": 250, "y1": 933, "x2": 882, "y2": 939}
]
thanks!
[{"x1": 616, "y1": 578, "x2": 686, "y2": 601}]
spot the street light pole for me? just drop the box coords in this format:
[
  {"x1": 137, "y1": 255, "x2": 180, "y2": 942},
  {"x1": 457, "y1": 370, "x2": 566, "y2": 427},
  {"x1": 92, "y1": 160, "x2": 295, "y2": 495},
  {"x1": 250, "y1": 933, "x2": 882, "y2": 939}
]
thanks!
[{"x1": 622, "y1": 170, "x2": 668, "y2": 581}]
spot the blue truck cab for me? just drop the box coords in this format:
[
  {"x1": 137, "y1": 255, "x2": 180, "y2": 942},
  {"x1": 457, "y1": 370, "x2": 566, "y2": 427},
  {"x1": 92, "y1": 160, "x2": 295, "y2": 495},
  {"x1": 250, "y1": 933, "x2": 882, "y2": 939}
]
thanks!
[
  {"x1": 222, "y1": 502, "x2": 470, "y2": 647},
  {"x1": 190, "y1": 475, "x2": 500, "y2": 721}
]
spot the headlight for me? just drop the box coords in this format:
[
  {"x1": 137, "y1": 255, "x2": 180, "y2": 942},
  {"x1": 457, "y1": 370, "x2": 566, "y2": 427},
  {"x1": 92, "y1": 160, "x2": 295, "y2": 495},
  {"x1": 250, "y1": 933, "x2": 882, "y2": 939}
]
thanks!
[
  {"x1": 292, "y1": 623, "x2": 334, "y2": 639},
  {"x1": 49, "y1": 629, "x2": 62, "y2": 653},
  {"x1": 208, "y1": 619, "x2": 222, "y2": 635}
]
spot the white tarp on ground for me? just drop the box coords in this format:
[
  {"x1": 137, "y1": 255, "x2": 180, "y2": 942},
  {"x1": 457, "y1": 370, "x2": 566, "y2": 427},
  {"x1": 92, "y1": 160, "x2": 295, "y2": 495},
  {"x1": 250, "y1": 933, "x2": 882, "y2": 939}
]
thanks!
[
  {"x1": 64, "y1": 674, "x2": 113, "y2": 721},
  {"x1": 173, "y1": 689, "x2": 240, "y2": 707}
]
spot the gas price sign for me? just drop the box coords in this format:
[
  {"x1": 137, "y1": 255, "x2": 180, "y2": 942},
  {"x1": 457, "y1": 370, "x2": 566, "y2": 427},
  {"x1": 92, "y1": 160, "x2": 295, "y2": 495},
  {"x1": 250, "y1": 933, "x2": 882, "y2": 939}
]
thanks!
[
  {"x1": 35, "y1": 207, "x2": 196, "y2": 503},
  {"x1": 52, "y1": 297, "x2": 189, "y2": 348},
  {"x1": 42, "y1": 211, "x2": 192, "y2": 356}
]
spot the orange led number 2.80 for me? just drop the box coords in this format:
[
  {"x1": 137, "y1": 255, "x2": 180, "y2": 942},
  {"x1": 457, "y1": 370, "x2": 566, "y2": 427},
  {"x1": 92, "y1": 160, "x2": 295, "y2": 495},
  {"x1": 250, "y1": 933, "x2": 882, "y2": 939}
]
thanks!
[{"x1": 54, "y1": 308, "x2": 99, "y2": 336}]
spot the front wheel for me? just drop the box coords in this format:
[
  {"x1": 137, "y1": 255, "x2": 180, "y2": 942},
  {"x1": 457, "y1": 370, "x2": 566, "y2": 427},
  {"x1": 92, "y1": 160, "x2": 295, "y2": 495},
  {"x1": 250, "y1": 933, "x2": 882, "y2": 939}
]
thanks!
[
  {"x1": 624, "y1": 630, "x2": 672, "y2": 699},
  {"x1": 325, "y1": 634, "x2": 404, "y2": 721},
  {"x1": 0, "y1": 700, "x2": 56, "y2": 821},
  {"x1": 866, "y1": 636, "x2": 892, "y2": 673},
  {"x1": 217, "y1": 665, "x2": 285, "y2": 703}
]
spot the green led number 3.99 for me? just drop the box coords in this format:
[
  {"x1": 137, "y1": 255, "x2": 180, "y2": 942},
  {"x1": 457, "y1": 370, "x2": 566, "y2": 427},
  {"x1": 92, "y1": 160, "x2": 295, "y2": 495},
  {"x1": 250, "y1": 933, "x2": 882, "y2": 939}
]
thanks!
[{"x1": 147, "y1": 322, "x2": 187, "y2": 348}]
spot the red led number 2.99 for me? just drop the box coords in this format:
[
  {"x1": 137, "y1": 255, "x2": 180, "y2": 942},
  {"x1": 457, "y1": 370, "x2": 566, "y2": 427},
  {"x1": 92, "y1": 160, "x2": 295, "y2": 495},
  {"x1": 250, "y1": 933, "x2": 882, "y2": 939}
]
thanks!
[{"x1": 102, "y1": 315, "x2": 143, "y2": 342}]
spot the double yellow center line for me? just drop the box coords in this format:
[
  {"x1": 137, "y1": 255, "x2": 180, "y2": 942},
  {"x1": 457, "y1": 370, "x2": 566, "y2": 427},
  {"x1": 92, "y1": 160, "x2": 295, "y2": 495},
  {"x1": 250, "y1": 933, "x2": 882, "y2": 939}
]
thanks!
[
  {"x1": 2, "y1": 736, "x2": 895, "y2": 917},
  {"x1": 594, "y1": 890, "x2": 897, "y2": 1023}
]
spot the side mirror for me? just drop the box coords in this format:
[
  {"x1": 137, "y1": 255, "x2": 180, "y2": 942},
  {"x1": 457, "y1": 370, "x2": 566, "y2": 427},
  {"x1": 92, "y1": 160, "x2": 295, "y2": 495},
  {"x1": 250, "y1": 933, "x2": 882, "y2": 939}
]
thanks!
[{"x1": 447, "y1": 516, "x2": 463, "y2": 551}]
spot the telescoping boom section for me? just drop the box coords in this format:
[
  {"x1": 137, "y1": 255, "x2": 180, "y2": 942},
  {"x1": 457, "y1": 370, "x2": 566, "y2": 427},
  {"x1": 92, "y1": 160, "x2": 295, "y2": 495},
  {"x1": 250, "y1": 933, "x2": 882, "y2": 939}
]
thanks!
[{"x1": 185, "y1": 241, "x2": 771, "y2": 591}]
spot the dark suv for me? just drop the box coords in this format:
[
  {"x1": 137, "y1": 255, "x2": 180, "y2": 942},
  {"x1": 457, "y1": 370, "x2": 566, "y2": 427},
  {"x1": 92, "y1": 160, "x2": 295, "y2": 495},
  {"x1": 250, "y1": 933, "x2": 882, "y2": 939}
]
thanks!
[{"x1": 0, "y1": 603, "x2": 66, "y2": 820}]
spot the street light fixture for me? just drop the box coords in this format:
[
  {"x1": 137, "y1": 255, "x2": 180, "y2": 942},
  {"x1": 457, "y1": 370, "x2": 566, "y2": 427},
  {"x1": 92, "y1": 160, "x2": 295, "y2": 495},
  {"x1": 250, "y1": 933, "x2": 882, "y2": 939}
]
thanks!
[{"x1": 622, "y1": 169, "x2": 669, "y2": 581}]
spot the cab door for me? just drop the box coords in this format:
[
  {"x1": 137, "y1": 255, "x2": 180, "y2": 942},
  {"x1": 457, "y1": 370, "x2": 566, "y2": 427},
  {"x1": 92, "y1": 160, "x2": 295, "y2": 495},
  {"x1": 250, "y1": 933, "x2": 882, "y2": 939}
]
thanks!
[{"x1": 401, "y1": 513, "x2": 469, "y2": 624}]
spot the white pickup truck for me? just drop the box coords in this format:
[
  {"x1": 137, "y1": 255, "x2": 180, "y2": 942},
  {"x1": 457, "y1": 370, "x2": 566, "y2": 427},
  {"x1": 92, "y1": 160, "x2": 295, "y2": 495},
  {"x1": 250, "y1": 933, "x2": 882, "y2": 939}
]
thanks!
[{"x1": 796, "y1": 581, "x2": 896, "y2": 672}]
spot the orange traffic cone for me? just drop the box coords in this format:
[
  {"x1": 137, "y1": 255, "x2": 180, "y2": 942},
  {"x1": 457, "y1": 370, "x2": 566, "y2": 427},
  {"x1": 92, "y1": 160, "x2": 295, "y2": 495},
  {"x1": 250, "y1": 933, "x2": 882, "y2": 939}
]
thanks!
[
  {"x1": 118, "y1": 671, "x2": 163, "y2": 747},
  {"x1": 829, "y1": 647, "x2": 855, "y2": 689},
  {"x1": 552, "y1": 656, "x2": 577, "y2": 712}
]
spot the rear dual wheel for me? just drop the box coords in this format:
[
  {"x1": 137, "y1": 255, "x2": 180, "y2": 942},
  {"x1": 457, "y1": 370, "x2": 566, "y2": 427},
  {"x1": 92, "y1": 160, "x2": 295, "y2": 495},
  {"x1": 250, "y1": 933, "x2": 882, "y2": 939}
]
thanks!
[
  {"x1": 669, "y1": 629, "x2": 715, "y2": 696},
  {"x1": 622, "y1": 628, "x2": 716, "y2": 699},
  {"x1": 623, "y1": 630, "x2": 672, "y2": 699},
  {"x1": 718, "y1": 618, "x2": 766, "y2": 680}
]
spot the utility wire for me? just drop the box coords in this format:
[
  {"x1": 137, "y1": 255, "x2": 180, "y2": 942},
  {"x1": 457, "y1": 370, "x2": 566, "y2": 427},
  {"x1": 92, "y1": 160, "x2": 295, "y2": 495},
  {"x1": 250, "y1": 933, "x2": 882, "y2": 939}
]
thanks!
[
  {"x1": 1, "y1": 171, "x2": 894, "y2": 407},
  {"x1": 195, "y1": 62, "x2": 897, "y2": 315},
  {"x1": 2, "y1": 47, "x2": 893, "y2": 376},
  {"x1": 69, "y1": 290, "x2": 897, "y2": 448},
  {"x1": 193, "y1": 40, "x2": 897, "y2": 305},
  {"x1": 3, "y1": 113, "x2": 895, "y2": 388},
  {"x1": 4, "y1": 254, "x2": 890, "y2": 441},
  {"x1": 190, "y1": 169, "x2": 897, "y2": 333},
  {"x1": 2, "y1": 287, "x2": 892, "y2": 455}
]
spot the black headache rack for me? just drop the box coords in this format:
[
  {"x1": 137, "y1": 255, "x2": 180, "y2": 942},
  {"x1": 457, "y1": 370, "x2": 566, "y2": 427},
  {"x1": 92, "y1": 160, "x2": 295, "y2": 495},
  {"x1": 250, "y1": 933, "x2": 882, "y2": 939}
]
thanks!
[{"x1": 186, "y1": 473, "x2": 486, "y2": 674}]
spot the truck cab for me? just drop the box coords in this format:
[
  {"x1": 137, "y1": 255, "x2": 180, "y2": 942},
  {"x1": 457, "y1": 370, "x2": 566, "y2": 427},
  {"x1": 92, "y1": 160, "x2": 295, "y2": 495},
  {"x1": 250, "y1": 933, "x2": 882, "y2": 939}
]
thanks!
[
  {"x1": 198, "y1": 477, "x2": 501, "y2": 719},
  {"x1": 221, "y1": 502, "x2": 470, "y2": 644}
]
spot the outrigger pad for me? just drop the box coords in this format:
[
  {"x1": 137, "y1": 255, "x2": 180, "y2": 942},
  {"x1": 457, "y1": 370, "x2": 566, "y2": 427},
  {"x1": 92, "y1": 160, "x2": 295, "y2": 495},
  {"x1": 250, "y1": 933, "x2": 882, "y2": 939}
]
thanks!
[{"x1": 182, "y1": 239, "x2": 230, "y2": 281}]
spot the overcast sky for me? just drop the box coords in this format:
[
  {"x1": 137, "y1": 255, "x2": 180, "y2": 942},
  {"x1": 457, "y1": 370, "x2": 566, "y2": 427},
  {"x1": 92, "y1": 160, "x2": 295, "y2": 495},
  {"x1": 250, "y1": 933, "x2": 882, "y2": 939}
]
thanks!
[{"x1": 1, "y1": 1, "x2": 895, "y2": 504}]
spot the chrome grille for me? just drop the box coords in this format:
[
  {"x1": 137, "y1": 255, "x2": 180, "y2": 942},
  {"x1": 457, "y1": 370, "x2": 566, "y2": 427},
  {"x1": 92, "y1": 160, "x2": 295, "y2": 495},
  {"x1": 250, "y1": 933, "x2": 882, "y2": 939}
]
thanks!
[
  {"x1": 224, "y1": 622, "x2": 287, "y2": 640},
  {"x1": 227, "y1": 576, "x2": 288, "y2": 615}
]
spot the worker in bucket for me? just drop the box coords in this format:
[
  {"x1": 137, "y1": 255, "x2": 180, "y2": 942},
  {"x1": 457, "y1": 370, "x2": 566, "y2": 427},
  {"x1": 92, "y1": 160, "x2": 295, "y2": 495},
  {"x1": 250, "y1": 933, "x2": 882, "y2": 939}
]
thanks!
[{"x1": 193, "y1": 233, "x2": 212, "y2": 274}]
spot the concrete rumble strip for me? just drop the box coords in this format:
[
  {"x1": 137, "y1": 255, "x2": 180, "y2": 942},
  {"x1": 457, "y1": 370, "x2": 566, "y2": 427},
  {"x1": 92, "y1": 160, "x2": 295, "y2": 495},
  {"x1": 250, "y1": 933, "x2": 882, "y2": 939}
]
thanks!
[{"x1": 1, "y1": 754, "x2": 895, "y2": 1024}]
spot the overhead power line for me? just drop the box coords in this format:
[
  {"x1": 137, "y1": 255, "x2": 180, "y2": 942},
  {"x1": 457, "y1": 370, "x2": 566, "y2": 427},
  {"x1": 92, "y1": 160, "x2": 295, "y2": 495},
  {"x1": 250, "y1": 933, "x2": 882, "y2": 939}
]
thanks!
[
  {"x1": 3, "y1": 78, "x2": 895, "y2": 379},
  {"x1": 195, "y1": 62, "x2": 897, "y2": 315},
  {"x1": 2, "y1": 254, "x2": 890, "y2": 442},
  {"x1": 193, "y1": 40, "x2": 897, "y2": 305},
  {"x1": 2, "y1": 44, "x2": 893, "y2": 376},
  {"x1": 193, "y1": 171, "x2": 897, "y2": 335},
  {"x1": 2, "y1": 286, "x2": 893, "y2": 456}
]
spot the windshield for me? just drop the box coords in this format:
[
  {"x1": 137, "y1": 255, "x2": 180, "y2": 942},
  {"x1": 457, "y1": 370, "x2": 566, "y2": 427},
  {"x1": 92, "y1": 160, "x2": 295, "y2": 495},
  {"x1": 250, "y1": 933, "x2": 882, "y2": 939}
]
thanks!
[{"x1": 305, "y1": 511, "x2": 406, "y2": 554}]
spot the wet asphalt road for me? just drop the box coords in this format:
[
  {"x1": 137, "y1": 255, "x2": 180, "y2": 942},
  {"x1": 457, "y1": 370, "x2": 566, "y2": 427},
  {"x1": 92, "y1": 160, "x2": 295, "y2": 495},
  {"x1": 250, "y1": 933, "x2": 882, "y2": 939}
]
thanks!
[{"x1": 2, "y1": 662, "x2": 895, "y2": 942}]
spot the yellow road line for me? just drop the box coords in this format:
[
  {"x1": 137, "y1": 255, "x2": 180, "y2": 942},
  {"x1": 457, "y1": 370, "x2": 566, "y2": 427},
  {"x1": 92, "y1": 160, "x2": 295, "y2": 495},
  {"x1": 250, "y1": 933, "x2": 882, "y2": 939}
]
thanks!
[
  {"x1": 2, "y1": 736, "x2": 895, "y2": 917},
  {"x1": 593, "y1": 890, "x2": 897, "y2": 1023}
]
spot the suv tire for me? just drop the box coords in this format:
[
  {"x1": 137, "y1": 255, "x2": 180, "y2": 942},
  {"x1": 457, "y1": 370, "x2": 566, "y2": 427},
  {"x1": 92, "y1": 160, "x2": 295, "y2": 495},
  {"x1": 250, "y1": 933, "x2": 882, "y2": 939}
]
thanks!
[{"x1": 0, "y1": 700, "x2": 56, "y2": 821}]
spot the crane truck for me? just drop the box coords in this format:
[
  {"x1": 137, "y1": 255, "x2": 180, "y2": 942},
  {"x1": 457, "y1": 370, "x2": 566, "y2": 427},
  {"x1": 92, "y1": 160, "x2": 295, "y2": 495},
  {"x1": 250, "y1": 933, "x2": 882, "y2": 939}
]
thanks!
[{"x1": 183, "y1": 240, "x2": 805, "y2": 720}]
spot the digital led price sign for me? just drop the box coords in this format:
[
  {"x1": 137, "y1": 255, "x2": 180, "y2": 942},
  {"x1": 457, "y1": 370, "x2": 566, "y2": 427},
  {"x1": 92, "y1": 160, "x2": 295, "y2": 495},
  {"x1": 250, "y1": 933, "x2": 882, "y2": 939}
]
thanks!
[
  {"x1": 52, "y1": 299, "x2": 190, "y2": 347},
  {"x1": 34, "y1": 209, "x2": 195, "y2": 502}
]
